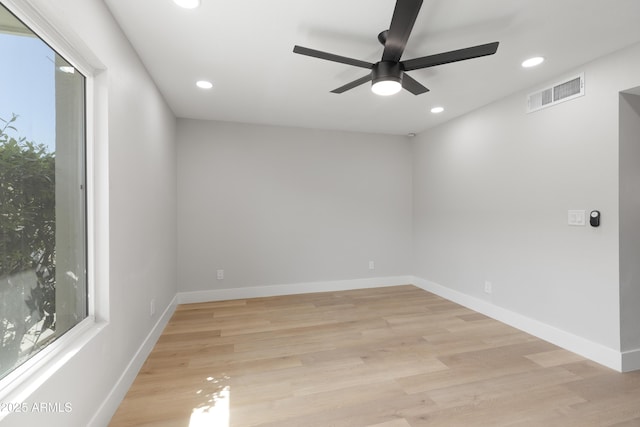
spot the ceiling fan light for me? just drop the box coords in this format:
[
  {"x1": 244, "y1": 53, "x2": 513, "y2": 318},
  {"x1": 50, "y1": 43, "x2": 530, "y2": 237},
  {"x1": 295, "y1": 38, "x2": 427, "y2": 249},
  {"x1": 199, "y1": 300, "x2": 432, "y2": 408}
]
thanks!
[
  {"x1": 372, "y1": 79, "x2": 402, "y2": 96},
  {"x1": 371, "y1": 61, "x2": 403, "y2": 96},
  {"x1": 173, "y1": 0, "x2": 200, "y2": 9}
]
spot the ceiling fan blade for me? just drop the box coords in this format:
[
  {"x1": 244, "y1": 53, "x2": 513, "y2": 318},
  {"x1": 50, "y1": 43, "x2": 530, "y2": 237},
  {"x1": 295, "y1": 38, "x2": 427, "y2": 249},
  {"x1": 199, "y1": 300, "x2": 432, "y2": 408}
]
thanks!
[
  {"x1": 382, "y1": 0, "x2": 423, "y2": 62},
  {"x1": 401, "y1": 74, "x2": 429, "y2": 95},
  {"x1": 401, "y1": 41, "x2": 499, "y2": 71},
  {"x1": 331, "y1": 74, "x2": 372, "y2": 94},
  {"x1": 293, "y1": 45, "x2": 374, "y2": 69}
]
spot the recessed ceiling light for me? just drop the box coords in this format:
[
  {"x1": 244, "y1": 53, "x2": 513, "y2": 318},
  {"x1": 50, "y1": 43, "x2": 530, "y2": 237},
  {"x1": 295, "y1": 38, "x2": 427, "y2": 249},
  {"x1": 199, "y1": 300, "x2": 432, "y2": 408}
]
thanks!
[
  {"x1": 196, "y1": 80, "x2": 213, "y2": 89},
  {"x1": 58, "y1": 66, "x2": 75, "y2": 74},
  {"x1": 173, "y1": 0, "x2": 200, "y2": 9},
  {"x1": 522, "y1": 56, "x2": 545, "y2": 68},
  {"x1": 430, "y1": 106, "x2": 444, "y2": 114}
]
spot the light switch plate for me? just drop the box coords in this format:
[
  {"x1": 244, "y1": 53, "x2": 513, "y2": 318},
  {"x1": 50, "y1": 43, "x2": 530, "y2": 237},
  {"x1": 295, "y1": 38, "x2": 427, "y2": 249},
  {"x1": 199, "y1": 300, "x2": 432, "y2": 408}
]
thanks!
[{"x1": 568, "y1": 210, "x2": 586, "y2": 226}]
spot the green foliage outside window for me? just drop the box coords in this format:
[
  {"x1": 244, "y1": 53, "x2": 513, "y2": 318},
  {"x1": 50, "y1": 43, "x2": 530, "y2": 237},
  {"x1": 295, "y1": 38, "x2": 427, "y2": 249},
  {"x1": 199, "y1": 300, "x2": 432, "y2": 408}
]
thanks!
[{"x1": 0, "y1": 114, "x2": 56, "y2": 372}]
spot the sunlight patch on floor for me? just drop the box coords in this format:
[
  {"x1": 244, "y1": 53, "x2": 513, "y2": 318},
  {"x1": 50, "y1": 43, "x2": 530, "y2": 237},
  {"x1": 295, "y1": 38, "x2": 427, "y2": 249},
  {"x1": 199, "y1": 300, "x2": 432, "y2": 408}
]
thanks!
[{"x1": 189, "y1": 376, "x2": 230, "y2": 427}]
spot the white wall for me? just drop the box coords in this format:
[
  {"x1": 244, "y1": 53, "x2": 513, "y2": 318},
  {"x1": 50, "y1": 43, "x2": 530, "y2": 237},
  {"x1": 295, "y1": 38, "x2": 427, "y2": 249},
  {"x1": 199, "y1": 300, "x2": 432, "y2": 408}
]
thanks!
[
  {"x1": 1, "y1": 1, "x2": 177, "y2": 426},
  {"x1": 413, "y1": 42, "x2": 640, "y2": 355},
  {"x1": 177, "y1": 120, "x2": 412, "y2": 293},
  {"x1": 619, "y1": 91, "x2": 640, "y2": 360}
]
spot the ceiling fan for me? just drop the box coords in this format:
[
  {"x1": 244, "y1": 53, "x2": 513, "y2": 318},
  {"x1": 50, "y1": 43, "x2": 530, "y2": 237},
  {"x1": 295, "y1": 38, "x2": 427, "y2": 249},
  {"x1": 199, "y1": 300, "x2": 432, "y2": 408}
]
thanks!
[{"x1": 293, "y1": 0, "x2": 499, "y2": 96}]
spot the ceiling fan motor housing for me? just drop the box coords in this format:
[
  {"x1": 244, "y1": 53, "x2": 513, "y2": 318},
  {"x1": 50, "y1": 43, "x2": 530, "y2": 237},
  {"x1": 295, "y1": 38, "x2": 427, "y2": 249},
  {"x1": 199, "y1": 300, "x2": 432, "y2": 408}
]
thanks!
[{"x1": 372, "y1": 61, "x2": 403, "y2": 85}]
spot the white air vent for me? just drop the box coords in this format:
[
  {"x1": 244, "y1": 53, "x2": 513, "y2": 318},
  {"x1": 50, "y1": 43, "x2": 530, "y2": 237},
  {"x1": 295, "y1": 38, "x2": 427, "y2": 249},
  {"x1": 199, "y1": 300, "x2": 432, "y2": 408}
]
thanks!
[{"x1": 527, "y1": 73, "x2": 584, "y2": 113}]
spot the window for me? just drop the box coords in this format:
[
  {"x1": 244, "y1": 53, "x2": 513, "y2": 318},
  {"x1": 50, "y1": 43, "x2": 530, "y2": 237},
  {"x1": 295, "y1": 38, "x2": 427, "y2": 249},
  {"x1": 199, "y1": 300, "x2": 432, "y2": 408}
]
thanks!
[{"x1": 0, "y1": 2, "x2": 87, "y2": 380}]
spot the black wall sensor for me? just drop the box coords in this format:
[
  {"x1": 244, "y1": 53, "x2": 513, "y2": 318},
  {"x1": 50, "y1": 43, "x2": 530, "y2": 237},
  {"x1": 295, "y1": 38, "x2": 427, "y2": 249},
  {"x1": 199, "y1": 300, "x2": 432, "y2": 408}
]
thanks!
[{"x1": 590, "y1": 210, "x2": 600, "y2": 227}]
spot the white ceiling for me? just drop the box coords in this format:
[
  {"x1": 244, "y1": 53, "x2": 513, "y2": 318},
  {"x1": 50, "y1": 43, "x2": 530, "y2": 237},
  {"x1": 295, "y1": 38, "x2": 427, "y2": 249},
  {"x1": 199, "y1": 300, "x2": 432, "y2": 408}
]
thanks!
[{"x1": 103, "y1": 0, "x2": 640, "y2": 136}]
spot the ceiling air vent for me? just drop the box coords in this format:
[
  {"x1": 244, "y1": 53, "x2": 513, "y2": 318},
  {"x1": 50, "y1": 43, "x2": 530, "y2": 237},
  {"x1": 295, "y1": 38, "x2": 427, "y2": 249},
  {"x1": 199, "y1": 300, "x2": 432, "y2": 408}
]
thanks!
[{"x1": 527, "y1": 73, "x2": 584, "y2": 113}]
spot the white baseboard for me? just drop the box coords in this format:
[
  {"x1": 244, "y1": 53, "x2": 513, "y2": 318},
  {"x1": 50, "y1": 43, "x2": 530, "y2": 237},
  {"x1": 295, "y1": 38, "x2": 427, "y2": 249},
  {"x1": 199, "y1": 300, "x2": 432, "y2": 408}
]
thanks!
[
  {"x1": 411, "y1": 276, "x2": 623, "y2": 372},
  {"x1": 89, "y1": 295, "x2": 178, "y2": 427},
  {"x1": 622, "y1": 348, "x2": 640, "y2": 372},
  {"x1": 177, "y1": 276, "x2": 414, "y2": 304}
]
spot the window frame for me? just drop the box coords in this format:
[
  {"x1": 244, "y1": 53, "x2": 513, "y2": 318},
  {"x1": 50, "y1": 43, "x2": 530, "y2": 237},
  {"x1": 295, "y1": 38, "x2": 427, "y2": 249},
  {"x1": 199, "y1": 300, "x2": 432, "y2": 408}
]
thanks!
[{"x1": 0, "y1": 0, "x2": 108, "y2": 406}]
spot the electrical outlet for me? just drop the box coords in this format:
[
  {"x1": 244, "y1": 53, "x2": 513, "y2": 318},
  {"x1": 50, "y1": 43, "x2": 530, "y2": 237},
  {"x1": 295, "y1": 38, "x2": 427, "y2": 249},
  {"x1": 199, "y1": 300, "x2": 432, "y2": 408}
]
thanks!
[
  {"x1": 150, "y1": 298, "x2": 156, "y2": 317},
  {"x1": 368, "y1": 261, "x2": 375, "y2": 270},
  {"x1": 217, "y1": 269, "x2": 224, "y2": 280},
  {"x1": 484, "y1": 281, "x2": 492, "y2": 294}
]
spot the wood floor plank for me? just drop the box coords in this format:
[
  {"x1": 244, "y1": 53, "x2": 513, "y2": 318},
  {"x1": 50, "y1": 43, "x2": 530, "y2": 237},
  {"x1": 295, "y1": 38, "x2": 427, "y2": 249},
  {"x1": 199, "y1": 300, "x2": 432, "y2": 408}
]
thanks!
[{"x1": 109, "y1": 285, "x2": 640, "y2": 426}]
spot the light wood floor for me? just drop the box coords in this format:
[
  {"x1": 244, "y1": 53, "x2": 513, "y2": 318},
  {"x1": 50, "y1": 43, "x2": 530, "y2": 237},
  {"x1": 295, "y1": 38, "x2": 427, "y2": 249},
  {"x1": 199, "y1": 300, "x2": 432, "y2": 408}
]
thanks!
[{"x1": 109, "y1": 285, "x2": 640, "y2": 427}]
